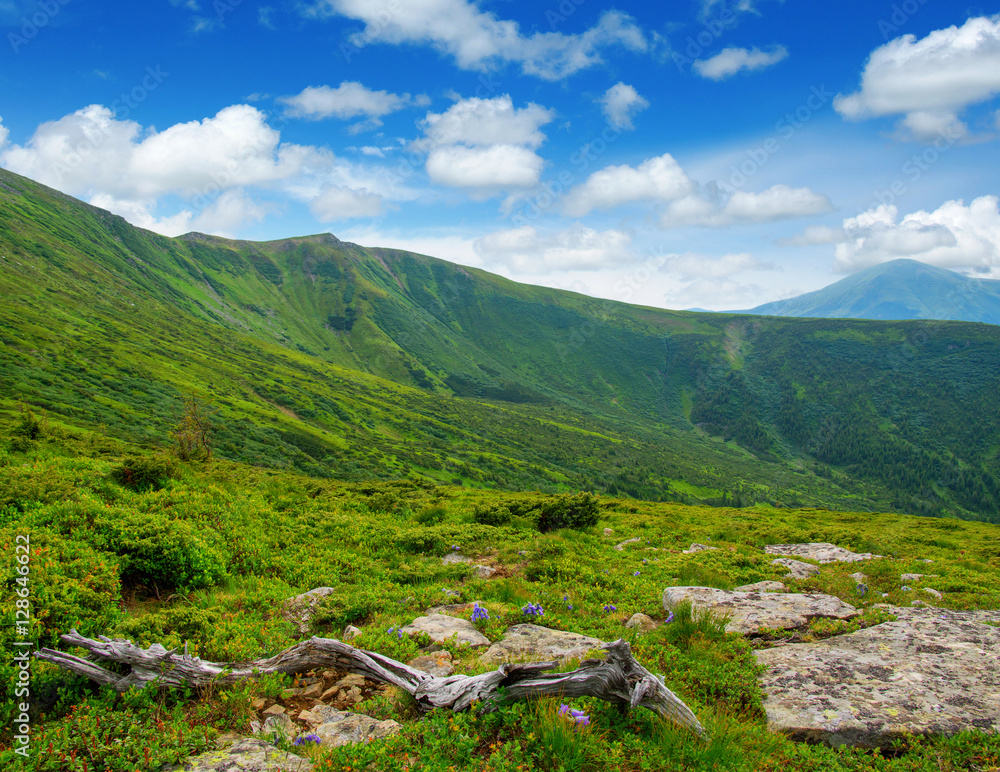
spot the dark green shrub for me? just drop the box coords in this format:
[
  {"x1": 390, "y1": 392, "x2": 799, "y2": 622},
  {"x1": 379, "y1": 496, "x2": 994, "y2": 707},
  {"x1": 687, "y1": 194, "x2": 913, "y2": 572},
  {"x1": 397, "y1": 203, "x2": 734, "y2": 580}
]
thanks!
[
  {"x1": 111, "y1": 454, "x2": 178, "y2": 491},
  {"x1": 114, "y1": 606, "x2": 222, "y2": 652},
  {"x1": 535, "y1": 492, "x2": 600, "y2": 532},
  {"x1": 472, "y1": 502, "x2": 512, "y2": 527},
  {"x1": 414, "y1": 504, "x2": 448, "y2": 525}
]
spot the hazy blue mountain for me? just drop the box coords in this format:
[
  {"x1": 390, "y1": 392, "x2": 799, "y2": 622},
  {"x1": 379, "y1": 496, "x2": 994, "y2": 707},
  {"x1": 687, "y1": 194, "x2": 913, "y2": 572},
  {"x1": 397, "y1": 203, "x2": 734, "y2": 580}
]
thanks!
[{"x1": 740, "y1": 260, "x2": 1000, "y2": 325}]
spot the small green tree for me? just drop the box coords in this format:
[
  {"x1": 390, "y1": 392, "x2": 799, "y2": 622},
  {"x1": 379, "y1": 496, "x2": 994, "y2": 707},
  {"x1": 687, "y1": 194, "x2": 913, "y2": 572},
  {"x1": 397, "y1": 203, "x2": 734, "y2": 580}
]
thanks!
[
  {"x1": 9, "y1": 403, "x2": 45, "y2": 452},
  {"x1": 172, "y1": 393, "x2": 215, "y2": 462}
]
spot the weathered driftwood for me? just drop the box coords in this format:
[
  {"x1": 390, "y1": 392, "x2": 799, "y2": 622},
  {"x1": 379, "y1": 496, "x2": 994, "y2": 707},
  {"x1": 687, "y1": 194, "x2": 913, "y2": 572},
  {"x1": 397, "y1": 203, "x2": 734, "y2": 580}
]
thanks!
[{"x1": 36, "y1": 630, "x2": 704, "y2": 735}]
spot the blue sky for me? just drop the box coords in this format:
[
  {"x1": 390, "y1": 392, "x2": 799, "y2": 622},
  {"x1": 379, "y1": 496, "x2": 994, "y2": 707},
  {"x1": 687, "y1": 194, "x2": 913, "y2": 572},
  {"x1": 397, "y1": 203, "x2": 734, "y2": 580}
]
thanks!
[{"x1": 2, "y1": 0, "x2": 1000, "y2": 310}]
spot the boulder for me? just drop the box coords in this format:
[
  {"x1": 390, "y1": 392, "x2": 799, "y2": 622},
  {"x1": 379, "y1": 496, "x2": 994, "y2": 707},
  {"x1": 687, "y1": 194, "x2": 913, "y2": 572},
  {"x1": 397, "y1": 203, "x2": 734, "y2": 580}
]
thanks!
[
  {"x1": 166, "y1": 738, "x2": 313, "y2": 771},
  {"x1": 755, "y1": 608, "x2": 1000, "y2": 747},
  {"x1": 474, "y1": 565, "x2": 497, "y2": 579},
  {"x1": 662, "y1": 586, "x2": 859, "y2": 635},
  {"x1": 765, "y1": 543, "x2": 881, "y2": 563},
  {"x1": 924, "y1": 588, "x2": 942, "y2": 599},
  {"x1": 734, "y1": 581, "x2": 786, "y2": 592},
  {"x1": 280, "y1": 587, "x2": 337, "y2": 635},
  {"x1": 771, "y1": 558, "x2": 820, "y2": 579},
  {"x1": 313, "y1": 710, "x2": 402, "y2": 748},
  {"x1": 409, "y1": 650, "x2": 455, "y2": 677},
  {"x1": 342, "y1": 625, "x2": 361, "y2": 641},
  {"x1": 614, "y1": 537, "x2": 642, "y2": 551},
  {"x1": 401, "y1": 613, "x2": 489, "y2": 648},
  {"x1": 625, "y1": 613, "x2": 657, "y2": 632},
  {"x1": 683, "y1": 543, "x2": 718, "y2": 554},
  {"x1": 442, "y1": 552, "x2": 472, "y2": 565},
  {"x1": 480, "y1": 624, "x2": 606, "y2": 664}
]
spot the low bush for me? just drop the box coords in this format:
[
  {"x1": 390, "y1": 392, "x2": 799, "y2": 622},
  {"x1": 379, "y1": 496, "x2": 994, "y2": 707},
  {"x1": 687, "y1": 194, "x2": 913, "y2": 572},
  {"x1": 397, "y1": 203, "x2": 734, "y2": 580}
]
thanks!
[{"x1": 111, "y1": 454, "x2": 178, "y2": 492}]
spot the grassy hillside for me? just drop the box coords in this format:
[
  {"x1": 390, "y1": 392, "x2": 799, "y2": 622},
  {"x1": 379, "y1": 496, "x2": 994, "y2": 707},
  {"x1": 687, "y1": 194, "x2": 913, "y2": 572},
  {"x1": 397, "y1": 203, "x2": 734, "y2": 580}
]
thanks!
[
  {"x1": 1, "y1": 167, "x2": 999, "y2": 521},
  {"x1": 1, "y1": 431, "x2": 999, "y2": 770}
]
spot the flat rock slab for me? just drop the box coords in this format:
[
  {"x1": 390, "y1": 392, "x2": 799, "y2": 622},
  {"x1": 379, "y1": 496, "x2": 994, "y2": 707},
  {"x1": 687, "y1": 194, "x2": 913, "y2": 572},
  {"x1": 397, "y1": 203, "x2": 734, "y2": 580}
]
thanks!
[
  {"x1": 771, "y1": 558, "x2": 820, "y2": 579},
  {"x1": 167, "y1": 738, "x2": 313, "y2": 771},
  {"x1": 480, "y1": 624, "x2": 606, "y2": 664},
  {"x1": 314, "y1": 710, "x2": 402, "y2": 748},
  {"x1": 765, "y1": 543, "x2": 881, "y2": 563},
  {"x1": 734, "y1": 581, "x2": 786, "y2": 592},
  {"x1": 662, "y1": 586, "x2": 858, "y2": 635},
  {"x1": 401, "y1": 613, "x2": 489, "y2": 648},
  {"x1": 755, "y1": 609, "x2": 1000, "y2": 748}
]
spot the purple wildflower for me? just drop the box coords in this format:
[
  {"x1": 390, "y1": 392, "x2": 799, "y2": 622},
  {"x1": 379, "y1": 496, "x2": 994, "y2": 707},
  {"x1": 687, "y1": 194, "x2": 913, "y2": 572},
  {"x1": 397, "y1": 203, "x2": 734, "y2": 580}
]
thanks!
[
  {"x1": 471, "y1": 603, "x2": 489, "y2": 622},
  {"x1": 293, "y1": 734, "x2": 321, "y2": 746}
]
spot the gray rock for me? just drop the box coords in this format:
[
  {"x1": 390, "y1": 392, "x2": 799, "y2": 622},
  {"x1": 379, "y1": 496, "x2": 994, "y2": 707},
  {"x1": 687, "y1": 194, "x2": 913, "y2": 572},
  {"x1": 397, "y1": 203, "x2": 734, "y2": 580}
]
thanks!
[
  {"x1": 280, "y1": 587, "x2": 337, "y2": 635},
  {"x1": 625, "y1": 613, "x2": 658, "y2": 632},
  {"x1": 734, "y1": 581, "x2": 786, "y2": 592},
  {"x1": 662, "y1": 586, "x2": 859, "y2": 635},
  {"x1": 924, "y1": 588, "x2": 942, "y2": 599},
  {"x1": 167, "y1": 738, "x2": 313, "y2": 771},
  {"x1": 474, "y1": 565, "x2": 497, "y2": 579},
  {"x1": 849, "y1": 572, "x2": 868, "y2": 584},
  {"x1": 259, "y1": 713, "x2": 294, "y2": 741},
  {"x1": 401, "y1": 613, "x2": 490, "y2": 648},
  {"x1": 409, "y1": 650, "x2": 455, "y2": 677},
  {"x1": 900, "y1": 573, "x2": 925, "y2": 582},
  {"x1": 342, "y1": 625, "x2": 361, "y2": 641},
  {"x1": 901, "y1": 585, "x2": 912, "y2": 592},
  {"x1": 755, "y1": 609, "x2": 1000, "y2": 747},
  {"x1": 603, "y1": 528, "x2": 614, "y2": 537},
  {"x1": 614, "y1": 537, "x2": 642, "y2": 551},
  {"x1": 683, "y1": 543, "x2": 718, "y2": 554},
  {"x1": 425, "y1": 600, "x2": 484, "y2": 616},
  {"x1": 313, "y1": 710, "x2": 402, "y2": 748},
  {"x1": 298, "y1": 704, "x2": 344, "y2": 726},
  {"x1": 771, "y1": 558, "x2": 821, "y2": 579},
  {"x1": 480, "y1": 624, "x2": 606, "y2": 663},
  {"x1": 765, "y1": 543, "x2": 881, "y2": 563},
  {"x1": 442, "y1": 552, "x2": 472, "y2": 565}
]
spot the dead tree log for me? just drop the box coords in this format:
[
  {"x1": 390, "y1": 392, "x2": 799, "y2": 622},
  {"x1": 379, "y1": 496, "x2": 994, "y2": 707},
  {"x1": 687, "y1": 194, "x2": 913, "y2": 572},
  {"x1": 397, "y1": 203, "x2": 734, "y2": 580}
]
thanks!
[{"x1": 36, "y1": 630, "x2": 704, "y2": 735}]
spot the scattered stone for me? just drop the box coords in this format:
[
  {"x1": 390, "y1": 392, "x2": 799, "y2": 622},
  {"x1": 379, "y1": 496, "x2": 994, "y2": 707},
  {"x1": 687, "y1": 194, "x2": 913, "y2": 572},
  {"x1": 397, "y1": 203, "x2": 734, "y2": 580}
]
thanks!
[
  {"x1": 614, "y1": 537, "x2": 642, "y2": 551},
  {"x1": 901, "y1": 586, "x2": 912, "y2": 592},
  {"x1": 849, "y1": 572, "x2": 868, "y2": 584},
  {"x1": 213, "y1": 731, "x2": 241, "y2": 750},
  {"x1": 342, "y1": 625, "x2": 361, "y2": 641},
  {"x1": 474, "y1": 565, "x2": 497, "y2": 579},
  {"x1": 480, "y1": 624, "x2": 606, "y2": 664},
  {"x1": 259, "y1": 713, "x2": 294, "y2": 741},
  {"x1": 261, "y1": 704, "x2": 286, "y2": 716},
  {"x1": 313, "y1": 710, "x2": 402, "y2": 748},
  {"x1": 771, "y1": 558, "x2": 820, "y2": 579},
  {"x1": 426, "y1": 600, "x2": 484, "y2": 616},
  {"x1": 765, "y1": 543, "x2": 881, "y2": 563},
  {"x1": 683, "y1": 543, "x2": 719, "y2": 554},
  {"x1": 281, "y1": 688, "x2": 302, "y2": 699},
  {"x1": 167, "y1": 738, "x2": 313, "y2": 771},
  {"x1": 900, "y1": 573, "x2": 925, "y2": 582},
  {"x1": 299, "y1": 704, "x2": 343, "y2": 726},
  {"x1": 734, "y1": 581, "x2": 786, "y2": 592},
  {"x1": 924, "y1": 588, "x2": 943, "y2": 599},
  {"x1": 917, "y1": 559, "x2": 934, "y2": 563},
  {"x1": 755, "y1": 609, "x2": 1000, "y2": 747},
  {"x1": 300, "y1": 682, "x2": 323, "y2": 699},
  {"x1": 662, "y1": 586, "x2": 859, "y2": 635},
  {"x1": 442, "y1": 552, "x2": 472, "y2": 565},
  {"x1": 443, "y1": 589, "x2": 461, "y2": 598},
  {"x1": 250, "y1": 697, "x2": 268, "y2": 710},
  {"x1": 280, "y1": 587, "x2": 338, "y2": 635},
  {"x1": 911, "y1": 599, "x2": 929, "y2": 607},
  {"x1": 603, "y1": 528, "x2": 614, "y2": 537},
  {"x1": 409, "y1": 650, "x2": 455, "y2": 677},
  {"x1": 625, "y1": 613, "x2": 657, "y2": 632},
  {"x1": 401, "y1": 613, "x2": 490, "y2": 648}
]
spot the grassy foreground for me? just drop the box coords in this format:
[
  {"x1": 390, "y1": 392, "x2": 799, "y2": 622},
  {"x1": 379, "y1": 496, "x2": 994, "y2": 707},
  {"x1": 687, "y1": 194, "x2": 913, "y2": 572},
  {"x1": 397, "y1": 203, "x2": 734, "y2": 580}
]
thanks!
[{"x1": 1, "y1": 421, "x2": 999, "y2": 771}]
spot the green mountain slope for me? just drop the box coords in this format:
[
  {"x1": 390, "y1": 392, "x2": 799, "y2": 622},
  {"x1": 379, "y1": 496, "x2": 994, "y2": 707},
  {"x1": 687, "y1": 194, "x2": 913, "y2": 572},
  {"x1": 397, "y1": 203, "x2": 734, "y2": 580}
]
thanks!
[
  {"x1": 741, "y1": 259, "x2": 1000, "y2": 324},
  {"x1": 1, "y1": 167, "x2": 999, "y2": 521}
]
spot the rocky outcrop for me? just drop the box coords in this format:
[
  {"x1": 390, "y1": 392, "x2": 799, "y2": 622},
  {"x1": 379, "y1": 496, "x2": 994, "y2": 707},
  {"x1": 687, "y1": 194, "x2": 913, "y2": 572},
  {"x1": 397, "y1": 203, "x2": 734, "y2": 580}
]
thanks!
[
  {"x1": 765, "y1": 543, "x2": 881, "y2": 563},
  {"x1": 734, "y1": 581, "x2": 786, "y2": 592},
  {"x1": 167, "y1": 738, "x2": 313, "y2": 771},
  {"x1": 615, "y1": 537, "x2": 642, "y2": 551},
  {"x1": 409, "y1": 650, "x2": 455, "y2": 677},
  {"x1": 480, "y1": 624, "x2": 606, "y2": 663},
  {"x1": 755, "y1": 608, "x2": 1000, "y2": 747},
  {"x1": 401, "y1": 613, "x2": 490, "y2": 648},
  {"x1": 683, "y1": 543, "x2": 718, "y2": 554},
  {"x1": 662, "y1": 587, "x2": 859, "y2": 635},
  {"x1": 312, "y1": 710, "x2": 402, "y2": 748},
  {"x1": 771, "y1": 558, "x2": 820, "y2": 579},
  {"x1": 625, "y1": 613, "x2": 657, "y2": 632},
  {"x1": 280, "y1": 587, "x2": 338, "y2": 635}
]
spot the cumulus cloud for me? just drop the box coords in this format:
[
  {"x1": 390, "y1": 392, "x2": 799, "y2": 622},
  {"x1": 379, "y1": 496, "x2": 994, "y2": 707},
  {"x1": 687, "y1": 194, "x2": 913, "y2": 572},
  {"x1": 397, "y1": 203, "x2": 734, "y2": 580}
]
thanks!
[
  {"x1": 302, "y1": 0, "x2": 646, "y2": 80},
  {"x1": 473, "y1": 224, "x2": 632, "y2": 272},
  {"x1": 279, "y1": 81, "x2": 428, "y2": 126},
  {"x1": 826, "y1": 196, "x2": 1000, "y2": 276},
  {"x1": 663, "y1": 252, "x2": 774, "y2": 281},
  {"x1": 693, "y1": 45, "x2": 788, "y2": 80},
  {"x1": 835, "y1": 16, "x2": 1000, "y2": 141},
  {"x1": 661, "y1": 184, "x2": 833, "y2": 227},
  {"x1": 657, "y1": 250, "x2": 778, "y2": 309},
  {"x1": 309, "y1": 185, "x2": 384, "y2": 220},
  {"x1": 0, "y1": 103, "x2": 389, "y2": 236},
  {"x1": 598, "y1": 82, "x2": 649, "y2": 130},
  {"x1": 416, "y1": 95, "x2": 555, "y2": 195},
  {"x1": 562, "y1": 154, "x2": 693, "y2": 217}
]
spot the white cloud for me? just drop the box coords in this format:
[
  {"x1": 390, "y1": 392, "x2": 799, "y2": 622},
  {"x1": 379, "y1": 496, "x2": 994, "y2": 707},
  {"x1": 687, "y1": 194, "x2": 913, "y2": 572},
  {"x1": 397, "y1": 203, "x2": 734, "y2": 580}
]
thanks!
[
  {"x1": 0, "y1": 103, "x2": 391, "y2": 236},
  {"x1": 656, "y1": 250, "x2": 778, "y2": 309},
  {"x1": 0, "y1": 117, "x2": 8, "y2": 149},
  {"x1": 828, "y1": 196, "x2": 1000, "y2": 276},
  {"x1": 474, "y1": 224, "x2": 632, "y2": 272},
  {"x1": 661, "y1": 184, "x2": 832, "y2": 227},
  {"x1": 417, "y1": 95, "x2": 554, "y2": 150},
  {"x1": 426, "y1": 145, "x2": 543, "y2": 192},
  {"x1": 562, "y1": 154, "x2": 693, "y2": 217},
  {"x1": 309, "y1": 185, "x2": 384, "y2": 221},
  {"x1": 303, "y1": 0, "x2": 646, "y2": 80},
  {"x1": 663, "y1": 252, "x2": 774, "y2": 281},
  {"x1": 597, "y1": 82, "x2": 649, "y2": 130},
  {"x1": 416, "y1": 95, "x2": 555, "y2": 196},
  {"x1": 693, "y1": 45, "x2": 788, "y2": 80},
  {"x1": 338, "y1": 228, "x2": 480, "y2": 266},
  {"x1": 279, "y1": 81, "x2": 427, "y2": 124},
  {"x1": 835, "y1": 16, "x2": 1000, "y2": 141}
]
